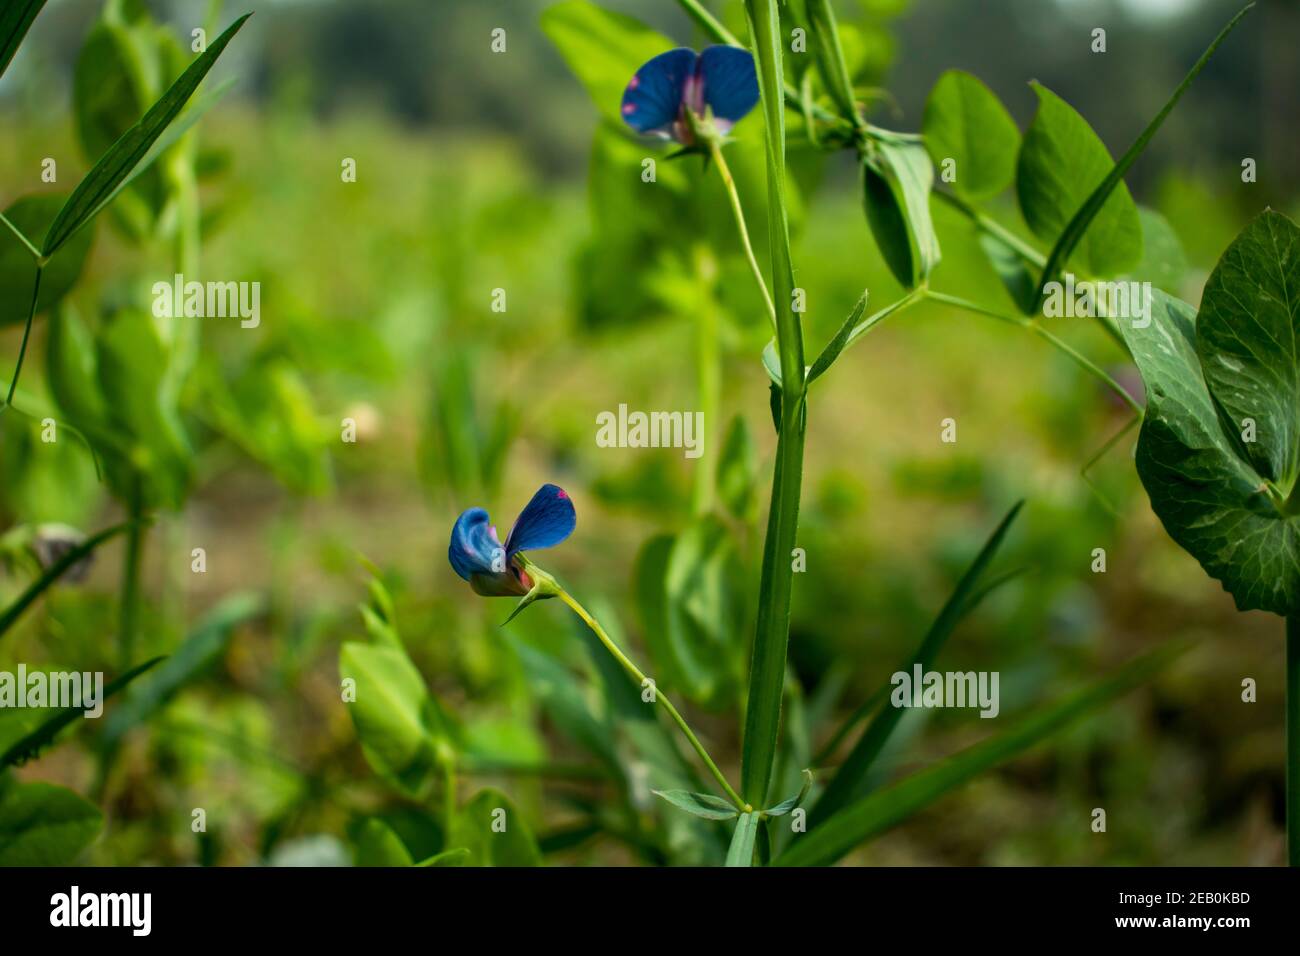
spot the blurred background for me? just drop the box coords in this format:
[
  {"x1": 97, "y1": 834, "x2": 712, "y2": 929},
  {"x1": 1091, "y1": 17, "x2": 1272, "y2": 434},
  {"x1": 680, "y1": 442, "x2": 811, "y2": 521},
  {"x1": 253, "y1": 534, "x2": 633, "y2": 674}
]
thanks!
[{"x1": 0, "y1": 0, "x2": 1297, "y2": 866}]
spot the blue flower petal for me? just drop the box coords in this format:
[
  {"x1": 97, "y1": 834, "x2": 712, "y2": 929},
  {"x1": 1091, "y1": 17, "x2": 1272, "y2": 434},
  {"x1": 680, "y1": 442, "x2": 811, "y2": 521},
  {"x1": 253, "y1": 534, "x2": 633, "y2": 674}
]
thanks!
[
  {"x1": 505, "y1": 484, "x2": 576, "y2": 558},
  {"x1": 698, "y1": 45, "x2": 759, "y2": 127},
  {"x1": 448, "y1": 507, "x2": 506, "y2": 582},
  {"x1": 621, "y1": 47, "x2": 696, "y2": 136}
]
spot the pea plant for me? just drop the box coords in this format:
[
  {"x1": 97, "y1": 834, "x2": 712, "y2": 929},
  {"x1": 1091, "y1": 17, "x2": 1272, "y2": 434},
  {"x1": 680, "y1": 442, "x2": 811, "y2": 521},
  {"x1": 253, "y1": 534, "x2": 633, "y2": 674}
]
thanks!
[
  {"x1": 0, "y1": 1, "x2": 252, "y2": 864},
  {"x1": 416, "y1": 0, "x2": 1288, "y2": 867}
]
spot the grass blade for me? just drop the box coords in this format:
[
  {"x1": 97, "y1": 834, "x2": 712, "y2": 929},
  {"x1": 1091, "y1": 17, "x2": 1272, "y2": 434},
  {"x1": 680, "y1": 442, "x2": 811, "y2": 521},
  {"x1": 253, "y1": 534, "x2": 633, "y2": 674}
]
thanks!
[
  {"x1": 0, "y1": 521, "x2": 137, "y2": 639},
  {"x1": 42, "y1": 13, "x2": 251, "y2": 257},
  {"x1": 1034, "y1": 3, "x2": 1253, "y2": 303},
  {"x1": 0, "y1": 0, "x2": 47, "y2": 81},
  {"x1": 0, "y1": 657, "x2": 164, "y2": 770},
  {"x1": 777, "y1": 641, "x2": 1187, "y2": 866},
  {"x1": 812, "y1": 501, "x2": 1024, "y2": 821}
]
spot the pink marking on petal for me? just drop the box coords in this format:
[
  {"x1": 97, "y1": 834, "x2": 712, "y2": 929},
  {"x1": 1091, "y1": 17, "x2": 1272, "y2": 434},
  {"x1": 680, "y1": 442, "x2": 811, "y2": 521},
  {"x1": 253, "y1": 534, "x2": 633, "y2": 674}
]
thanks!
[
  {"x1": 556, "y1": 488, "x2": 568, "y2": 499},
  {"x1": 621, "y1": 103, "x2": 636, "y2": 115},
  {"x1": 628, "y1": 75, "x2": 640, "y2": 90}
]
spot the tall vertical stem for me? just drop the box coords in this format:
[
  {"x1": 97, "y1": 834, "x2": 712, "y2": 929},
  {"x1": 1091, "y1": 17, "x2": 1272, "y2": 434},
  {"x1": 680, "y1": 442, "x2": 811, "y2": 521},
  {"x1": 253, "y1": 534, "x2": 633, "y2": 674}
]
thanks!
[
  {"x1": 692, "y1": 248, "x2": 720, "y2": 515},
  {"x1": 740, "y1": 0, "x2": 807, "y2": 808},
  {"x1": 1287, "y1": 615, "x2": 1299, "y2": 865}
]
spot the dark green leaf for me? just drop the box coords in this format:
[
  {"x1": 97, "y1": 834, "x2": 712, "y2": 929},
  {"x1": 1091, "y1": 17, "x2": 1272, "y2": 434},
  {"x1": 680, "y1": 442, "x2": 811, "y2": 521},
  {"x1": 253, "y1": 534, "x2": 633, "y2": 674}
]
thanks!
[
  {"x1": 0, "y1": 781, "x2": 101, "y2": 866},
  {"x1": 652, "y1": 788, "x2": 740, "y2": 820},
  {"x1": 1122, "y1": 213, "x2": 1300, "y2": 615},
  {"x1": 862, "y1": 140, "x2": 940, "y2": 288},
  {"x1": 0, "y1": 0, "x2": 47, "y2": 81},
  {"x1": 778, "y1": 643, "x2": 1186, "y2": 866},
  {"x1": 923, "y1": 70, "x2": 1020, "y2": 201},
  {"x1": 1016, "y1": 83, "x2": 1141, "y2": 280},
  {"x1": 42, "y1": 13, "x2": 250, "y2": 257}
]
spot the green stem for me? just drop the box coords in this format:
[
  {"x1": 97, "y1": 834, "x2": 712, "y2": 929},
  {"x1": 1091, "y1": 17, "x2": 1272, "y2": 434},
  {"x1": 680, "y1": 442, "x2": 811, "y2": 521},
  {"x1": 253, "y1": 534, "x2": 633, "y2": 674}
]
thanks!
[
  {"x1": 933, "y1": 190, "x2": 1046, "y2": 269},
  {"x1": 3, "y1": 266, "x2": 43, "y2": 412},
  {"x1": 709, "y1": 139, "x2": 776, "y2": 330},
  {"x1": 1288, "y1": 615, "x2": 1299, "y2": 866},
  {"x1": 925, "y1": 291, "x2": 1142, "y2": 415},
  {"x1": 555, "y1": 587, "x2": 748, "y2": 812},
  {"x1": 0, "y1": 212, "x2": 44, "y2": 261},
  {"x1": 118, "y1": 478, "x2": 146, "y2": 668}
]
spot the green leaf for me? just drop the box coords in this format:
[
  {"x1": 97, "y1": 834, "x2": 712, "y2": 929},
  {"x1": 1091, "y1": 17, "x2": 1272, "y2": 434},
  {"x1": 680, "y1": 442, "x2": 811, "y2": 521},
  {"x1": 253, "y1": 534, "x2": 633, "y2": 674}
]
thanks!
[
  {"x1": 806, "y1": 288, "x2": 868, "y2": 385},
  {"x1": 450, "y1": 788, "x2": 541, "y2": 866},
  {"x1": 101, "y1": 593, "x2": 262, "y2": 747},
  {"x1": 0, "y1": 196, "x2": 94, "y2": 328},
  {"x1": 0, "y1": 0, "x2": 48, "y2": 81},
  {"x1": 777, "y1": 643, "x2": 1186, "y2": 866},
  {"x1": 1197, "y1": 210, "x2": 1298, "y2": 487},
  {"x1": 339, "y1": 641, "x2": 447, "y2": 796},
  {"x1": 42, "y1": 13, "x2": 250, "y2": 257},
  {"x1": 725, "y1": 811, "x2": 760, "y2": 866},
  {"x1": 0, "y1": 656, "x2": 163, "y2": 770},
  {"x1": 0, "y1": 781, "x2": 101, "y2": 866},
  {"x1": 513, "y1": 641, "x2": 620, "y2": 772},
  {"x1": 862, "y1": 140, "x2": 940, "y2": 288},
  {"x1": 716, "y1": 414, "x2": 759, "y2": 521},
  {"x1": 1035, "y1": 4, "x2": 1252, "y2": 300},
  {"x1": 764, "y1": 768, "x2": 813, "y2": 816},
  {"x1": 1121, "y1": 213, "x2": 1300, "y2": 615},
  {"x1": 652, "y1": 788, "x2": 740, "y2": 821},
  {"x1": 812, "y1": 501, "x2": 1024, "y2": 822},
  {"x1": 1130, "y1": 207, "x2": 1189, "y2": 292},
  {"x1": 0, "y1": 521, "x2": 133, "y2": 639},
  {"x1": 1016, "y1": 83, "x2": 1141, "y2": 280},
  {"x1": 540, "y1": 0, "x2": 670, "y2": 126},
  {"x1": 922, "y1": 70, "x2": 1020, "y2": 201},
  {"x1": 354, "y1": 818, "x2": 414, "y2": 867}
]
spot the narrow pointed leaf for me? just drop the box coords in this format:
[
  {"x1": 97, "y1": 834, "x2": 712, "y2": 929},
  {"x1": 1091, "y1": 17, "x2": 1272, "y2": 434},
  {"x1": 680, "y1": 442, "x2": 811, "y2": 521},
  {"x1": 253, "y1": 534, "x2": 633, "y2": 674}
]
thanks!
[
  {"x1": 42, "y1": 13, "x2": 250, "y2": 257},
  {"x1": 0, "y1": 521, "x2": 135, "y2": 639},
  {"x1": 0, "y1": 0, "x2": 47, "y2": 81},
  {"x1": 652, "y1": 788, "x2": 739, "y2": 821},
  {"x1": 1034, "y1": 4, "x2": 1252, "y2": 300},
  {"x1": 0, "y1": 657, "x2": 163, "y2": 770},
  {"x1": 765, "y1": 768, "x2": 813, "y2": 816},
  {"x1": 813, "y1": 501, "x2": 1024, "y2": 822},
  {"x1": 806, "y1": 289, "x2": 868, "y2": 385},
  {"x1": 778, "y1": 643, "x2": 1186, "y2": 866}
]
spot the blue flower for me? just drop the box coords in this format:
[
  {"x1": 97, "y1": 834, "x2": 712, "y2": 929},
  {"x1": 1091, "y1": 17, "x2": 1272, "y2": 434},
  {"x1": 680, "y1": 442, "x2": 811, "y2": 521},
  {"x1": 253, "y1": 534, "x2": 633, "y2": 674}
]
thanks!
[
  {"x1": 621, "y1": 46, "x2": 759, "y2": 146},
  {"x1": 448, "y1": 484, "x2": 576, "y2": 597}
]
